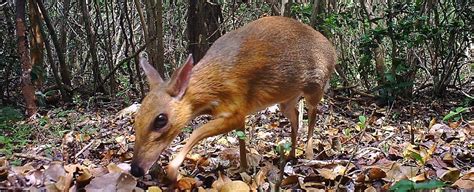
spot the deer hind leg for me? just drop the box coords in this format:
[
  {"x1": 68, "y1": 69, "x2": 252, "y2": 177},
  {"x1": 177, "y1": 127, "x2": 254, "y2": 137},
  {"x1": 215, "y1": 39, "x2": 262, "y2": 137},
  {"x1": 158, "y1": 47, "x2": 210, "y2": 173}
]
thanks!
[
  {"x1": 279, "y1": 96, "x2": 300, "y2": 159},
  {"x1": 304, "y1": 90, "x2": 324, "y2": 159}
]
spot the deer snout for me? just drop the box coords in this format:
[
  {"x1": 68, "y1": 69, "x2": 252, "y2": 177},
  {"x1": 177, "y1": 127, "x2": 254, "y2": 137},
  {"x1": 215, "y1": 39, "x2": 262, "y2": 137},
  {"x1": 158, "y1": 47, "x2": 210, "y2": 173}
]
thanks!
[{"x1": 130, "y1": 162, "x2": 145, "y2": 177}]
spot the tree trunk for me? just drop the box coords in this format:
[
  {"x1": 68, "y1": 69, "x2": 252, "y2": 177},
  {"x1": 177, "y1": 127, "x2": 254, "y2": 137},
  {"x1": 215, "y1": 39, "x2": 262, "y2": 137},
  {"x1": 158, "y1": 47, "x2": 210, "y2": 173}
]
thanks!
[
  {"x1": 187, "y1": 0, "x2": 222, "y2": 63},
  {"x1": 123, "y1": 0, "x2": 141, "y2": 96},
  {"x1": 16, "y1": 0, "x2": 37, "y2": 116},
  {"x1": 28, "y1": 0, "x2": 45, "y2": 87},
  {"x1": 360, "y1": 0, "x2": 386, "y2": 89},
  {"x1": 42, "y1": 30, "x2": 64, "y2": 97},
  {"x1": 310, "y1": 0, "x2": 326, "y2": 29},
  {"x1": 1, "y1": 6, "x2": 16, "y2": 104},
  {"x1": 280, "y1": 0, "x2": 292, "y2": 17},
  {"x1": 35, "y1": 0, "x2": 73, "y2": 101},
  {"x1": 118, "y1": 0, "x2": 136, "y2": 95},
  {"x1": 204, "y1": 1, "x2": 223, "y2": 43},
  {"x1": 80, "y1": 0, "x2": 105, "y2": 93},
  {"x1": 104, "y1": 0, "x2": 117, "y2": 94},
  {"x1": 144, "y1": 0, "x2": 165, "y2": 77},
  {"x1": 188, "y1": 0, "x2": 208, "y2": 63},
  {"x1": 133, "y1": 0, "x2": 146, "y2": 97}
]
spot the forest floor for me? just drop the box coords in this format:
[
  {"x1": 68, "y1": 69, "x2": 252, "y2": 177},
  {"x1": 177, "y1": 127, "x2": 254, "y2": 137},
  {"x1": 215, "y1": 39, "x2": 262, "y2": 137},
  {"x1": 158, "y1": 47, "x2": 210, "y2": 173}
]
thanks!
[{"x1": 1, "y1": 90, "x2": 473, "y2": 191}]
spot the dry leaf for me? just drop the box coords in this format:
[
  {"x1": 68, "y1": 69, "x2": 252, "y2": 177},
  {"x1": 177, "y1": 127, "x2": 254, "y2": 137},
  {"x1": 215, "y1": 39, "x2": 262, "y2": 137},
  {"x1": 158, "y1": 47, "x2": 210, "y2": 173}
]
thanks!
[
  {"x1": 44, "y1": 162, "x2": 66, "y2": 182},
  {"x1": 367, "y1": 168, "x2": 386, "y2": 181},
  {"x1": 453, "y1": 172, "x2": 474, "y2": 189},
  {"x1": 117, "y1": 172, "x2": 137, "y2": 192},
  {"x1": 0, "y1": 157, "x2": 8, "y2": 181},
  {"x1": 365, "y1": 186, "x2": 377, "y2": 192},
  {"x1": 219, "y1": 148, "x2": 240, "y2": 162},
  {"x1": 281, "y1": 175, "x2": 299, "y2": 187},
  {"x1": 212, "y1": 171, "x2": 232, "y2": 191},
  {"x1": 437, "y1": 168, "x2": 461, "y2": 182},
  {"x1": 384, "y1": 162, "x2": 419, "y2": 181},
  {"x1": 246, "y1": 152, "x2": 262, "y2": 168},
  {"x1": 117, "y1": 103, "x2": 140, "y2": 118},
  {"x1": 240, "y1": 172, "x2": 252, "y2": 183},
  {"x1": 301, "y1": 176, "x2": 326, "y2": 190},
  {"x1": 355, "y1": 173, "x2": 366, "y2": 183},
  {"x1": 90, "y1": 166, "x2": 108, "y2": 177},
  {"x1": 177, "y1": 177, "x2": 199, "y2": 191},
  {"x1": 255, "y1": 164, "x2": 270, "y2": 187},
  {"x1": 442, "y1": 152, "x2": 454, "y2": 164},
  {"x1": 84, "y1": 172, "x2": 136, "y2": 192},
  {"x1": 116, "y1": 163, "x2": 131, "y2": 172},
  {"x1": 76, "y1": 167, "x2": 93, "y2": 188},
  {"x1": 220, "y1": 180, "x2": 250, "y2": 192},
  {"x1": 107, "y1": 162, "x2": 125, "y2": 173},
  {"x1": 11, "y1": 163, "x2": 35, "y2": 175},
  {"x1": 410, "y1": 173, "x2": 427, "y2": 182},
  {"x1": 147, "y1": 186, "x2": 162, "y2": 192},
  {"x1": 317, "y1": 168, "x2": 338, "y2": 180}
]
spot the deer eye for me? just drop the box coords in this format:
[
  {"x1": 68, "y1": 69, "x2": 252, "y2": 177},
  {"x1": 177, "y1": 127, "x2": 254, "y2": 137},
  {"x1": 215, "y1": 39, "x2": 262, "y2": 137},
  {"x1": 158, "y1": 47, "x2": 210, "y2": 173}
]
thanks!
[{"x1": 154, "y1": 113, "x2": 168, "y2": 130}]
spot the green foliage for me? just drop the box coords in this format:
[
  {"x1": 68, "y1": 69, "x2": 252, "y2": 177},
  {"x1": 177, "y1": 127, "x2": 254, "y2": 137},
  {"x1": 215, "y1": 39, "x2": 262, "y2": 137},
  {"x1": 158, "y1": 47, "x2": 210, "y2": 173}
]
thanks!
[
  {"x1": 291, "y1": 3, "x2": 312, "y2": 23},
  {"x1": 10, "y1": 159, "x2": 22, "y2": 166},
  {"x1": 183, "y1": 126, "x2": 193, "y2": 133},
  {"x1": 461, "y1": 97, "x2": 473, "y2": 108},
  {"x1": 0, "y1": 107, "x2": 31, "y2": 156},
  {"x1": 405, "y1": 150, "x2": 425, "y2": 165},
  {"x1": 390, "y1": 179, "x2": 445, "y2": 191},
  {"x1": 443, "y1": 107, "x2": 468, "y2": 122},
  {"x1": 343, "y1": 127, "x2": 351, "y2": 136},
  {"x1": 275, "y1": 142, "x2": 292, "y2": 154},
  {"x1": 323, "y1": 0, "x2": 472, "y2": 99},
  {"x1": 376, "y1": 70, "x2": 414, "y2": 102},
  {"x1": 116, "y1": 75, "x2": 132, "y2": 105},
  {"x1": 30, "y1": 64, "x2": 46, "y2": 83},
  {"x1": 357, "y1": 115, "x2": 367, "y2": 130},
  {"x1": 0, "y1": 107, "x2": 23, "y2": 124},
  {"x1": 73, "y1": 94, "x2": 83, "y2": 106},
  {"x1": 235, "y1": 130, "x2": 246, "y2": 140},
  {"x1": 0, "y1": 124, "x2": 32, "y2": 156}
]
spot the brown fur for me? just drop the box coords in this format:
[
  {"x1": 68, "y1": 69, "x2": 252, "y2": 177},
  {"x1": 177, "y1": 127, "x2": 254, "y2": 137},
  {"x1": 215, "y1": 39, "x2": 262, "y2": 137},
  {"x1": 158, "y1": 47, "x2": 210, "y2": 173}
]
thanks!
[
  {"x1": 130, "y1": 16, "x2": 336, "y2": 181},
  {"x1": 184, "y1": 17, "x2": 335, "y2": 116}
]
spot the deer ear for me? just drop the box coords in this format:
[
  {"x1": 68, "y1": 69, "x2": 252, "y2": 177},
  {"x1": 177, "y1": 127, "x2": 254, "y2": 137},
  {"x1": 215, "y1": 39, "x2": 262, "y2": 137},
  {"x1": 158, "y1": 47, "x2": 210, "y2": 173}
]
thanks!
[
  {"x1": 167, "y1": 54, "x2": 194, "y2": 99},
  {"x1": 140, "y1": 56, "x2": 163, "y2": 89}
]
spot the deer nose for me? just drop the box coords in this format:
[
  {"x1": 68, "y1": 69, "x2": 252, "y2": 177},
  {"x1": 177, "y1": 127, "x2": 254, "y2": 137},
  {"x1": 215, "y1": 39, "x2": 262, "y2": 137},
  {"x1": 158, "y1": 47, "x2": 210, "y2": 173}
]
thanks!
[{"x1": 130, "y1": 163, "x2": 145, "y2": 177}]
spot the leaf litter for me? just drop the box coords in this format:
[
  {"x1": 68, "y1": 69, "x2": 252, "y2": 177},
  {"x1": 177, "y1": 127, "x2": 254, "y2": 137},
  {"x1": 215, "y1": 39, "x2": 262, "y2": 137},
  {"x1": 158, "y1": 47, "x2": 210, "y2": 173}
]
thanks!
[{"x1": 0, "y1": 95, "x2": 472, "y2": 191}]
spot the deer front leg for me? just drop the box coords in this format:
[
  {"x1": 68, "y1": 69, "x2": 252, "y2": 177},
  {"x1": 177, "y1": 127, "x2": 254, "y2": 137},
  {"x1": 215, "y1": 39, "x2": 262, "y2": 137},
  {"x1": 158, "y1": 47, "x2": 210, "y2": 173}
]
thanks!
[{"x1": 166, "y1": 114, "x2": 245, "y2": 182}]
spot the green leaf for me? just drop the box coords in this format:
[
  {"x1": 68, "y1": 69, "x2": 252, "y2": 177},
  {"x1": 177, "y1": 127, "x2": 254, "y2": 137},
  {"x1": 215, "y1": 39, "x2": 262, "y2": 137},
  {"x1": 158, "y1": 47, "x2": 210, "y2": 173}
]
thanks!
[
  {"x1": 0, "y1": 135, "x2": 8, "y2": 144},
  {"x1": 407, "y1": 151, "x2": 424, "y2": 164},
  {"x1": 343, "y1": 128, "x2": 351, "y2": 136},
  {"x1": 358, "y1": 115, "x2": 366, "y2": 124},
  {"x1": 455, "y1": 107, "x2": 467, "y2": 113},
  {"x1": 10, "y1": 159, "x2": 22, "y2": 166},
  {"x1": 275, "y1": 145, "x2": 282, "y2": 153},
  {"x1": 443, "y1": 107, "x2": 467, "y2": 122},
  {"x1": 454, "y1": 116, "x2": 461, "y2": 121},
  {"x1": 236, "y1": 131, "x2": 246, "y2": 140},
  {"x1": 390, "y1": 179, "x2": 414, "y2": 192},
  {"x1": 282, "y1": 142, "x2": 292, "y2": 151},
  {"x1": 443, "y1": 111, "x2": 457, "y2": 121},
  {"x1": 414, "y1": 180, "x2": 445, "y2": 190}
]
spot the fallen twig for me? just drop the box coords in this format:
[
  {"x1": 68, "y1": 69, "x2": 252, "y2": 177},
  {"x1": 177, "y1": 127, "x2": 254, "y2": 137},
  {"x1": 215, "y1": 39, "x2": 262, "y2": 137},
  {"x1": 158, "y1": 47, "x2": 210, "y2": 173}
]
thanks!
[
  {"x1": 296, "y1": 159, "x2": 352, "y2": 167},
  {"x1": 75, "y1": 139, "x2": 96, "y2": 158},
  {"x1": 13, "y1": 153, "x2": 52, "y2": 162}
]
